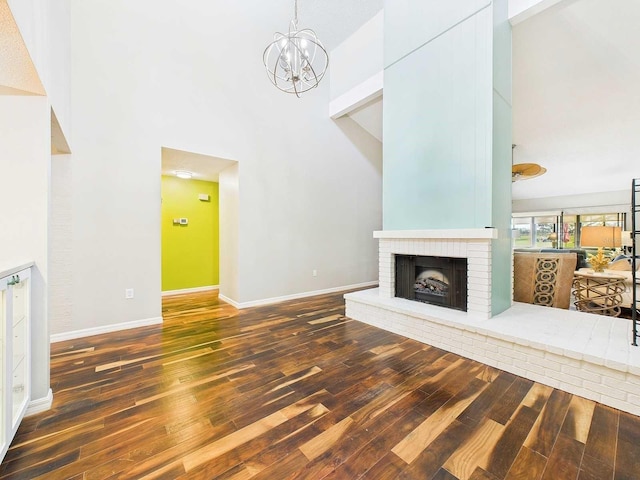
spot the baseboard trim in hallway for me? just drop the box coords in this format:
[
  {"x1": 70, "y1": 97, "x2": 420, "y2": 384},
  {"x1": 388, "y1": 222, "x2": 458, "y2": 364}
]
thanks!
[
  {"x1": 50, "y1": 316, "x2": 163, "y2": 343},
  {"x1": 26, "y1": 389, "x2": 53, "y2": 417},
  {"x1": 161, "y1": 285, "x2": 219, "y2": 296},
  {"x1": 219, "y1": 281, "x2": 379, "y2": 309}
]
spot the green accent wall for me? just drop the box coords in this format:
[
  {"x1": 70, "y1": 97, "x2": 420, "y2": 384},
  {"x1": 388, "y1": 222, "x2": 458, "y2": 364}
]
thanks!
[{"x1": 161, "y1": 176, "x2": 219, "y2": 291}]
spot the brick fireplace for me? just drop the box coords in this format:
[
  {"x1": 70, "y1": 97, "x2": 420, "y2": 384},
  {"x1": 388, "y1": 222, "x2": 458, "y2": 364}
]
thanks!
[
  {"x1": 376, "y1": 229, "x2": 497, "y2": 318},
  {"x1": 344, "y1": 229, "x2": 640, "y2": 417}
]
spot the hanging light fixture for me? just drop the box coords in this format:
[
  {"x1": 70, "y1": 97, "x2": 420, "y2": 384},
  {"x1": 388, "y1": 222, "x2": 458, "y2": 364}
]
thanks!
[
  {"x1": 511, "y1": 144, "x2": 546, "y2": 182},
  {"x1": 263, "y1": 0, "x2": 329, "y2": 97}
]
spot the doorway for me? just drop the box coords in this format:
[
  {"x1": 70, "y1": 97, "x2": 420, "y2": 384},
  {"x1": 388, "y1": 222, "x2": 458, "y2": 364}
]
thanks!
[{"x1": 160, "y1": 147, "x2": 237, "y2": 296}]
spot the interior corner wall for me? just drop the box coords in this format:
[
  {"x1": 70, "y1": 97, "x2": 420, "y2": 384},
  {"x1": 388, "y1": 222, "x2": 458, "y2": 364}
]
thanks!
[
  {"x1": 50, "y1": 154, "x2": 73, "y2": 334},
  {"x1": 219, "y1": 163, "x2": 239, "y2": 303},
  {"x1": 161, "y1": 176, "x2": 219, "y2": 292},
  {"x1": 382, "y1": 1, "x2": 494, "y2": 230},
  {"x1": 490, "y1": 0, "x2": 513, "y2": 315},
  {"x1": 0, "y1": 96, "x2": 50, "y2": 402}
]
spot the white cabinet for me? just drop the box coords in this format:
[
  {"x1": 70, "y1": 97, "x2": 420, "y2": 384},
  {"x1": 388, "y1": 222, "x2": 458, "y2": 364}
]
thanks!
[{"x1": 0, "y1": 267, "x2": 31, "y2": 461}]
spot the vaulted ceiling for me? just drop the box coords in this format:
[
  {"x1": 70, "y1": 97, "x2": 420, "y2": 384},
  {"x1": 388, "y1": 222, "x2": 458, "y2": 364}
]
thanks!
[
  {"x1": 162, "y1": 0, "x2": 638, "y2": 201},
  {"x1": 512, "y1": 0, "x2": 640, "y2": 200}
]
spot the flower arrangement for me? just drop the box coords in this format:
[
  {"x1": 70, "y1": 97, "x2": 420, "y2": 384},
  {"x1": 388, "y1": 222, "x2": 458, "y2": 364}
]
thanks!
[{"x1": 587, "y1": 248, "x2": 611, "y2": 273}]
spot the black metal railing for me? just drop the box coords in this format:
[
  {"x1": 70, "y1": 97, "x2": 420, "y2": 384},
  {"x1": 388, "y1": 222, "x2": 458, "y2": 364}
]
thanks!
[{"x1": 632, "y1": 178, "x2": 639, "y2": 346}]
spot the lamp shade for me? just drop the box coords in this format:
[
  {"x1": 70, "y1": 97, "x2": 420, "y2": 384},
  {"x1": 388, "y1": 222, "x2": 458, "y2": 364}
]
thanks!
[{"x1": 580, "y1": 226, "x2": 622, "y2": 248}]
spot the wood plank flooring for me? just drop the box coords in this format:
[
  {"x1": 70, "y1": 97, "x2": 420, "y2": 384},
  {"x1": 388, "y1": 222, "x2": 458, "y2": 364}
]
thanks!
[{"x1": 2, "y1": 290, "x2": 640, "y2": 479}]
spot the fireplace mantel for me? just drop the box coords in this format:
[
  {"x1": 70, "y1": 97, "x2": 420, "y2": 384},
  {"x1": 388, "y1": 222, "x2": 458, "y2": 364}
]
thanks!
[{"x1": 374, "y1": 228, "x2": 498, "y2": 240}]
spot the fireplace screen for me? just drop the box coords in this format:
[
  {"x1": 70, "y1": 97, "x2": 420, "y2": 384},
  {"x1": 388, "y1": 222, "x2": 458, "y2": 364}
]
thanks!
[{"x1": 395, "y1": 255, "x2": 467, "y2": 311}]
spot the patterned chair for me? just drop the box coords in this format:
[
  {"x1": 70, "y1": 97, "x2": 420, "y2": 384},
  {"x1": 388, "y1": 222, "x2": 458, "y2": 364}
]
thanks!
[{"x1": 513, "y1": 252, "x2": 577, "y2": 309}]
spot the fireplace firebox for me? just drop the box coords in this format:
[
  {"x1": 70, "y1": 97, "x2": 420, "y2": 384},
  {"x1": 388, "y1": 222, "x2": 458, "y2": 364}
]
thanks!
[{"x1": 395, "y1": 255, "x2": 467, "y2": 311}]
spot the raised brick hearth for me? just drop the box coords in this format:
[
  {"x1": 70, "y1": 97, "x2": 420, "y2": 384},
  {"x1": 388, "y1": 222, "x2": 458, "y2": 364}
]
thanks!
[{"x1": 345, "y1": 229, "x2": 640, "y2": 416}]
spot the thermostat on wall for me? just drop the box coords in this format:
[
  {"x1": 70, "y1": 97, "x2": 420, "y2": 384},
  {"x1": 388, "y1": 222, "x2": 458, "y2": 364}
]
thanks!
[
  {"x1": 179, "y1": 218, "x2": 188, "y2": 225},
  {"x1": 198, "y1": 194, "x2": 210, "y2": 201}
]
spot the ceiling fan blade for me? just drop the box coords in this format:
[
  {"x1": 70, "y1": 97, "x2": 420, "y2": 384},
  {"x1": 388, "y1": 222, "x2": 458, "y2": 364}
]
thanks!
[{"x1": 512, "y1": 163, "x2": 546, "y2": 181}]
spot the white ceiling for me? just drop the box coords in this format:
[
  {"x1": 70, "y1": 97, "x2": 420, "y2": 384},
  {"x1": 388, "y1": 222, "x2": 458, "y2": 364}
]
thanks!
[
  {"x1": 298, "y1": 0, "x2": 383, "y2": 51},
  {"x1": 159, "y1": 1, "x2": 384, "y2": 182},
  {"x1": 161, "y1": 147, "x2": 236, "y2": 182},
  {"x1": 163, "y1": 0, "x2": 640, "y2": 198},
  {"x1": 512, "y1": 0, "x2": 640, "y2": 200}
]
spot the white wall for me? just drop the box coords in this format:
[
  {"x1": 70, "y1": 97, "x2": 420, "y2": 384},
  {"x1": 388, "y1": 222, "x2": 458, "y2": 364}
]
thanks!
[
  {"x1": 0, "y1": 95, "x2": 50, "y2": 402},
  {"x1": 8, "y1": 0, "x2": 71, "y2": 140},
  {"x1": 330, "y1": 10, "x2": 384, "y2": 101},
  {"x1": 50, "y1": 155, "x2": 73, "y2": 333},
  {"x1": 64, "y1": 0, "x2": 382, "y2": 331},
  {"x1": 1, "y1": 0, "x2": 72, "y2": 407},
  {"x1": 513, "y1": 189, "x2": 630, "y2": 215},
  {"x1": 328, "y1": 10, "x2": 383, "y2": 140},
  {"x1": 219, "y1": 163, "x2": 239, "y2": 303},
  {"x1": 1, "y1": 1, "x2": 71, "y2": 407}
]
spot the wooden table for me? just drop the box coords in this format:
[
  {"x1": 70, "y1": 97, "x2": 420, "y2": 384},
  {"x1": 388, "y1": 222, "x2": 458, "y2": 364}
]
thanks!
[{"x1": 572, "y1": 271, "x2": 626, "y2": 317}]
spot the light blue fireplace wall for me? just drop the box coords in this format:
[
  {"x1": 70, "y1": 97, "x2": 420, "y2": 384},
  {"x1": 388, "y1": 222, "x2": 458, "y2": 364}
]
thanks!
[
  {"x1": 491, "y1": 0, "x2": 512, "y2": 315},
  {"x1": 382, "y1": 0, "x2": 512, "y2": 314}
]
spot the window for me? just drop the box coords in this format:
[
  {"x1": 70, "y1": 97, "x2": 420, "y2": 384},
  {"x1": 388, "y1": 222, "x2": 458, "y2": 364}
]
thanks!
[
  {"x1": 534, "y1": 216, "x2": 557, "y2": 248},
  {"x1": 513, "y1": 217, "x2": 532, "y2": 248},
  {"x1": 561, "y1": 215, "x2": 576, "y2": 248},
  {"x1": 579, "y1": 214, "x2": 623, "y2": 228},
  {"x1": 512, "y1": 212, "x2": 625, "y2": 249}
]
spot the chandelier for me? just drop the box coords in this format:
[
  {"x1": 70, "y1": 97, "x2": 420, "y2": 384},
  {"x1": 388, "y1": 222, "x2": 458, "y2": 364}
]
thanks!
[{"x1": 263, "y1": 0, "x2": 329, "y2": 97}]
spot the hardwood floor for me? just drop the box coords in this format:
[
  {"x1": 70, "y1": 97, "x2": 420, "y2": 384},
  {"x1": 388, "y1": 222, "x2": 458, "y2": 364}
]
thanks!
[{"x1": 1, "y1": 290, "x2": 639, "y2": 479}]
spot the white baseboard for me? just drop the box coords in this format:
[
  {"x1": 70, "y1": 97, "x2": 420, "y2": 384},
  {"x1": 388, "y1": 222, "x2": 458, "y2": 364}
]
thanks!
[
  {"x1": 27, "y1": 388, "x2": 53, "y2": 416},
  {"x1": 51, "y1": 282, "x2": 376, "y2": 341},
  {"x1": 218, "y1": 294, "x2": 240, "y2": 308},
  {"x1": 161, "y1": 285, "x2": 219, "y2": 296},
  {"x1": 50, "y1": 316, "x2": 163, "y2": 343},
  {"x1": 219, "y1": 281, "x2": 379, "y2": 309}
]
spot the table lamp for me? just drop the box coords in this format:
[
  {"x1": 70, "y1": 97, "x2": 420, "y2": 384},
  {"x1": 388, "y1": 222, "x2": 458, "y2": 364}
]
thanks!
[{"x1": 580, "y1": 226, "x2": 622, "y2": 272}]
